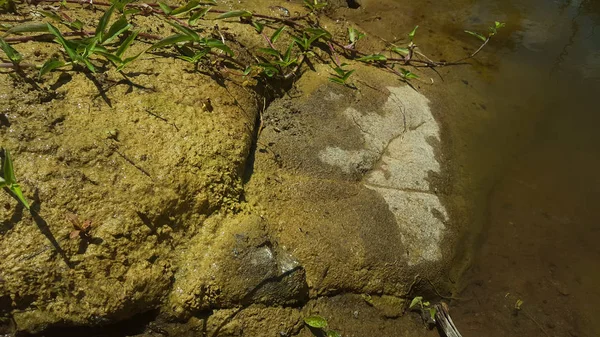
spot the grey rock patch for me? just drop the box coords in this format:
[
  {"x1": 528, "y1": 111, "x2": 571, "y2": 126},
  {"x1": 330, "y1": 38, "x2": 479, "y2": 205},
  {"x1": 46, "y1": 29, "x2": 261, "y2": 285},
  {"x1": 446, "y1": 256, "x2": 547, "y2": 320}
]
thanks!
[{"x1": 318, "y1": 86, "x2": 447, "y2": 265}]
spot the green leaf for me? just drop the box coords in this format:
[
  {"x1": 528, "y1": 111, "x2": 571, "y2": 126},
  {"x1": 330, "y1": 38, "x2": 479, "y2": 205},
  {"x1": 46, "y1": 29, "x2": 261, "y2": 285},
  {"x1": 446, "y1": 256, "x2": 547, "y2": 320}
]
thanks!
[
  {"x1": 216, "y1": 10, "x2": 252, "y2": 19},
  {"x1": 82, "y1": 57, "x2": 96, "y2": 72},
  {"x1": 69, "y1": 19, "x2": 84, "y2": 30},
  {"x1": 166, "y1": 20, "x2": 199, "y2": 40},
  {"x1": 115, "y1": 30, "x2": 138, "y2": 58},
  {"x1": 2, "y1": 149, "x2": 16, "y2": 186},
  {"x1": 123, "y1": 8, "x2": 141, "y2": 16},
  {"x1": 243, "y1": 66, "x2": 252, "y2": 76},
  {"x1": 39, "y1": 58, "x2": 66, "y2": 77},
  {"x1": 341, "y1": 69, "x2": 355, "y2": 81},
  {"x1": 206, "y1": 39, "x2": 233, "y2": 56},
  {"x1": 151, "y1": 33, "x2": 194, "y2": 49},
  {"x1": 391, "y1": 47, "x2": 409, "y2": 56},
  {"x1": 258, "y1": 47, "x2": 280, "y2": 58},
  {"x1": 252, "y1": 21, "x2": 264, "y2": 33},
  {"x1": 348, "y1": 27, "x2": 364, "y2": 44},
  {"x1": 283, "y1": 42, "x2": 294, "y2": 62},
  {"x1": 495, "y1": 21, "x2": 506, "y2": 29},
  {"x1": 189, "y1": 7, "x2": 211, "y2": 25},
  {"x1": 464, "y1": 30, "x2": 486, "y2": 42},
  {"x1": 327, "y1": 330, "x2": 341, "y2": 337},
  {"x1": 6, "y1": 23, "x2": 49, "y2": 34},
  {"x1": 270, "y1": 26, "x2": 285, "y2": 43},
  {"x1": 116, "y1": 50, "x2": 145, "y2": 70},
  {"x1": 257, "y1": 63, "x2": 279, "y2": 77},
  {"x1": 47, "y1": 23, "x2": 79, "y2": 62},
  {"x1": 0, "y1": 37, "x2": 22, "y2": 64},
  {"x1": 158, "y1": 1, "x2": 172, "y2": 15},
  {"x1": 36, "y1": 9, "x2": 62, "y2": 22},
  {"x1": 112, "y1": 0, "x2": 135, "y2": 12},
  {"x1": 0, "y1": 149, "x2": 29, "y2": 210},
  {"x1": 428, "y1": 307, "x2": 437, "y2": 321},
  {"x1": 304, "y1": 315, "x2": 328, "y2": 329},
  {"x1": 328, "y1": 77, "x2": 344, "y2": 85},
  {"x1": 9, "y1": 183, "x2": 30, "y2": 210},
  {"x1": 103, "y1": 15, "x2": 131, "y2": 44},
  {"x1": 306, "y1": 27, "x2": 331, "y2": 40},
  {"x1": 170, "y1": 0, "x2": 201, "y2": 16},
  {"x1": 92, "y1": 48, "x2": 122, "y2": 65},
  {"x1": 356, "y1": 54, "x2": 386, "y2": 62},
  {"x1": 96, "y1": 4, "x2": 116, "y2": 41},
  {"x1": 409, "y1": 296, "x2": 423, "y2": 309},
  {"x1": 408, "y1": 25, "x2": 418, "y2": 41}
]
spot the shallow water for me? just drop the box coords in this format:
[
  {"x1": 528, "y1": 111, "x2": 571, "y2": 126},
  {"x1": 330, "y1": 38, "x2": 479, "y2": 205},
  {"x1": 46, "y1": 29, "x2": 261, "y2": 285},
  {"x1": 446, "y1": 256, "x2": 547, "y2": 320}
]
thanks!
[
  {"x1": 336, "y1": 0, "x2": 600, "y2": 335},
  {"x1": 430, "y1": 0, "x2": 600, "y2": 336}
]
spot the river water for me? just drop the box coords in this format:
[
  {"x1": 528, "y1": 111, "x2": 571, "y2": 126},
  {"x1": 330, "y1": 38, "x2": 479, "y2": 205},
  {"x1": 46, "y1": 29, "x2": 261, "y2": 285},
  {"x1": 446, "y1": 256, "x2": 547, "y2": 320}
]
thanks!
[{"x1": 332, "y1": 0, "x2": 600, "y2": 336}]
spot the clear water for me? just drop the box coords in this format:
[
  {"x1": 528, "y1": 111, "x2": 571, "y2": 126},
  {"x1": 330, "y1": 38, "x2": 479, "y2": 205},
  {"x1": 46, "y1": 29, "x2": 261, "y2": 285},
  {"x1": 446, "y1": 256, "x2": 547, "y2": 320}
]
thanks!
[{"x1": 335, "y1": 0, "x2": 600, "y2": 335}]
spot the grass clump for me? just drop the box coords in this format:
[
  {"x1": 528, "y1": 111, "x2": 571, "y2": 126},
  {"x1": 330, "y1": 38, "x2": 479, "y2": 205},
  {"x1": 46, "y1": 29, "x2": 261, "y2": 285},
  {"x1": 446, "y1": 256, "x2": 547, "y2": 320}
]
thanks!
[{"x1": 0, "y1": 0, "x2": 505, "y2": 90}]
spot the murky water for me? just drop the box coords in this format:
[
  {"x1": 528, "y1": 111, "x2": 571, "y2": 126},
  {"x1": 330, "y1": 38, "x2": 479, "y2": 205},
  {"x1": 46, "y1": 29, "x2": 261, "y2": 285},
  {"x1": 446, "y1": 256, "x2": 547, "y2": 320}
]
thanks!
[{"x1": 335, "y1": 0, "x2": 600, "y2": 336}]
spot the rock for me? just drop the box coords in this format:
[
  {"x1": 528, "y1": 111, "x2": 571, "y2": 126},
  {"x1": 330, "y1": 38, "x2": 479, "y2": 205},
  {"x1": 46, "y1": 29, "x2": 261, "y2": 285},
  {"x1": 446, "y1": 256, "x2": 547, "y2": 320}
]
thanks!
[
  {"x1": 0, "y1": 39, "x2": 257, "y2": 333},
  {"x1": 167, "y1": 215, "x2": 308, "y2": 317}
]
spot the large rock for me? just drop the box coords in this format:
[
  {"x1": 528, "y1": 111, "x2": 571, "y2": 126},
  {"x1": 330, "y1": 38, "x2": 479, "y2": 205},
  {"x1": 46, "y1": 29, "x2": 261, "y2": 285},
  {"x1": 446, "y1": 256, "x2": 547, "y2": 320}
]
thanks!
[
  {"x1": 245, "y1": 64, "x2": 456, "y2": 297},
  {"x1": 0, "y1": 40, "x2": 257, "y2": 332}
]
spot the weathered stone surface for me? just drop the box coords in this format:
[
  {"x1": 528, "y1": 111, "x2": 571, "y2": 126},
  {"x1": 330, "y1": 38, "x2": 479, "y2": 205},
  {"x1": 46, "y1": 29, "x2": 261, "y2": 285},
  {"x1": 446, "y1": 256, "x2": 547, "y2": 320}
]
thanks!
[
  {"x1": 168, "y1": 215, "x2": 308, "y2": 317},
  {"x1": 245, "y1": 64, "x2": 454, "y2": 298},
  {"x1": 0, "y1": 44, "x2": 257, "y2": 332}
]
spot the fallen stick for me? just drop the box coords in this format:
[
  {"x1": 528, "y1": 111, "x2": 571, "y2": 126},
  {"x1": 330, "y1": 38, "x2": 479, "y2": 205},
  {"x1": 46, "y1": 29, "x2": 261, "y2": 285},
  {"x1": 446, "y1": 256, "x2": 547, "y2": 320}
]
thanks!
[{"x1": 433, "y1": 302, "x2": 463, "y2": 337}]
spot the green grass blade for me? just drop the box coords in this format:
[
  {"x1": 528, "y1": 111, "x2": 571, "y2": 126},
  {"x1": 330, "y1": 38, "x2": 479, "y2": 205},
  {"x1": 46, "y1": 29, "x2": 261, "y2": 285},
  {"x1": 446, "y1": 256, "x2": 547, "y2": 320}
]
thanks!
[
  {"x1": 39, "y1": 58, "x2": 66, "y2": 77},
  {"x1": 258, "y1": 47, "x2": 280, "y2": 58},
  {"x1": 92, "y1": 47, "x2": 122, "y2": 65},
  {"x1": 0, "y1": 37, "x2": 22, "y2": 64},
  {"x1": 47, "y1": 23, "x2": 79, "y2": 62},
  {"x1": 9, "y1": 183, "x2": 29, "y2": 210},
  {"x1": 341, "y1": 69, "x2": 355, "y2": 81},
  {"x1": 36, "y1": 9, "x2": 62, "y2": 23},
  {"x1": 464, "y1": 30, "x2": 487, "y2": 42},
  {"x1": 151, "y1": 34, "x2": 194, "y2": 49},
  {"x1": 283, "y1": 42, "x2": 294, "y2": 62},
  {"x1": 116, "y1": 50, "x2": 145, "y2": 71},
  {"x1": 103, "y1": 15, "x2": 131, "y2": 44},
  {"x1": 252, "y1": 21, "x2": 264, "y2": 33},
  {"x1": 408, "y1": 25, "x2": 418, "y2": 41},
  {"x1": 206, "y1": 39, "x2": 233, "y2": 56},
  {"x1": 166, "y1": 20, "x2": 199, "y2": 40},
  {"x1": 2, "y1": 149, "x2": 16, "y2": 186},
  {"x1": 391, "y1": 47, "x2": 409, "y2": 55},
  {"x1": 82, "y1": 57, "x2": 95, "y2": 72},
  {"x1": 216, "y1": 10, "x2": 252, "y2": 19},
  {"x1": 96, "y1": 4, "x2": 116, "y2": 41},
  {"x1": 115, "y1": 30, "x2": 138, "y2": 58},
  {"x1": 6, "y1": 23, "x2": 49, "y2": 34},
  {"x1": 189, "y1": 7, "x2": 211, "y2": 25},
  {"x1": 328, "y1": 77, "x2": 345, "y2": 85},
  {"x1": 356, "y1": 54, "x2": 387, "y2": 62},
  {"x1": 170, "y1": 0, "x2": 201, "y2": 16},
  {"x1": 158, "y1": 1, "x2": 172, "y2": 15},
  {"x1": 270, "y1": 26, "x2": 285, "y2": 43}
]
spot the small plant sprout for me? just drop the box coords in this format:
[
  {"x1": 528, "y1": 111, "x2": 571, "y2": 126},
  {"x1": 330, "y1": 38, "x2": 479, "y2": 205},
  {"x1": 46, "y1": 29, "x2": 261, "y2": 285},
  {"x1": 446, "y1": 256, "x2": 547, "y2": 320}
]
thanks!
[
  {"x1": 409, "y1": 296, "x2": 437, "y2": 326},
  {"x1": 514, "y1": 299, "x2": 524, "y2": 311},
  {"x1": 67, "y1": 213, "x2": 92, "y2": 240},
  {"x1": 463, "y1": 21, "x2": 506, "y2": 59},
  {"x1": 345, "y1": 27, "x2": 365, "y2": 49},
  {"x1": 304, "y1": 315, "x2": 341, "y2": 337},
  {"x1": 328, "y1": 63, "x2": 355, "y2": 87},
  {"x1": 303, "y1": 0, "x2": 328, "y2": 12},
  {"x1": 0, "y1": 149, "x2": 30, "y2": 210},
  {"x1": 0, "y1": 37, "x2": 22, "y2": 65}
]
